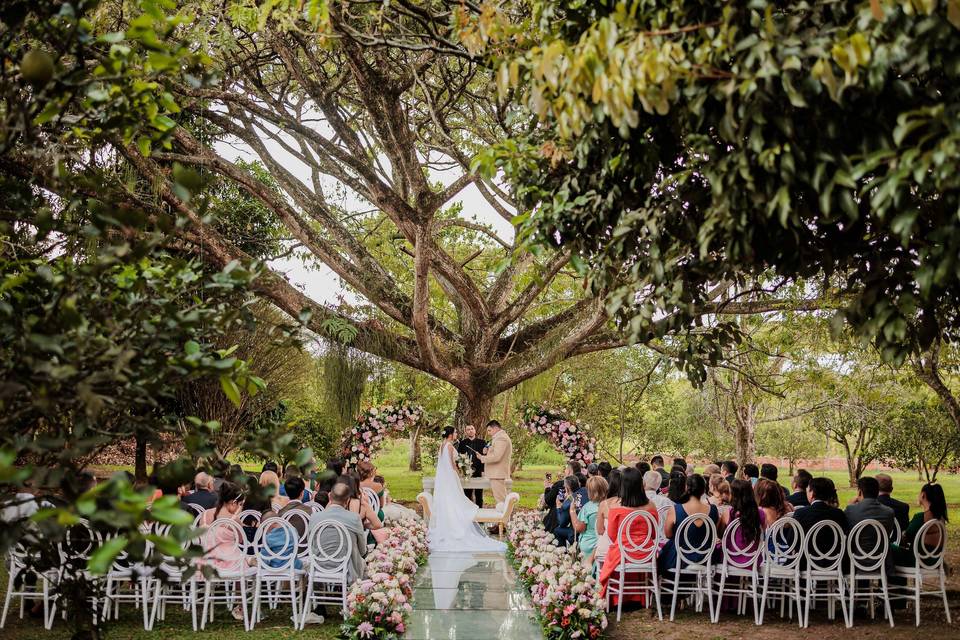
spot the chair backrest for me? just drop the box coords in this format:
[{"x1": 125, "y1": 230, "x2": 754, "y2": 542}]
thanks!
[
  {"x1": 656, "y1": 504, "x2": 671, "y2": 531},
  {"x1": 847, "y1": 519, "x2": 889, "y2": 573},
  {"x1": 720, "y1": 517, "x2": 763, "y2": 570},
  {"x1": 911, "y1": 518, "x2": 947, "y2": 571},
  {"x1": 238, "y1": 509, "x2": 262, "y2": 527},
  {"x1": 672, "y1": 511, "x2": 717, "y2": 570},
  {"x1": 802, "y1": 519, "x2": 846, "y2": 572},
  {"x1": 307, "y1": 520, "x2": 353, "y2": 576},
  {"x1": 502, "y1": 492, "x2": 520, "y2": 519},
  {"x1": 361, "y1": 487, "x2": 381, "y2": 514},
  {"x1": 61, "y1": 518, "x2": 100, "y2": 564},
  {"x1": 271, "y1": 501, "x2": 284, "y2": 512},
  {"x1": 182, "y1": 502, "x2": 205, "y2": 516},
  {"x1": 282, "y1": 508, "x2": 312, "y2": 557},
  {"x1": 615, "y1": 509, "x2": 659, "y2": 566},
  {"x1": 201, "y1": 518, "x2": 249, "y2": 574},
  {"x1": 253, "y1": 517, "x2": 298, "y2": 572},
  {"x1": 890, "y1": 517, "x2": 902, "y2": 544},
  {"x1": 763, "y1": 516, "x2": 804, "y2": 569},
  {"x1": 303, "y1": 501, "x2": 323, "y2": 513}
]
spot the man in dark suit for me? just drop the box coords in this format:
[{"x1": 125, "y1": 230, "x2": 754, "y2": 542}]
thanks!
[
  {"x1": 845, "y1": 476, "x2": 896, "y2": 555},
  {"x1": 651, "y1": 455, "x2": 669, "y2": 489},
  {"x1": 787, "y1": 469, "x2": 813, "y2": 507},
  {"x1": 760, "y1": 463, "x2": 790, "y2": 498},
  {"x1": 793, "y1": 477, "x2": 849, "y2": 535},
  {"x1": 721, "y1": 460, "x2": 739, "y2": 484},
  {"x1": 457, "y1": 424, "x2": 486, "y2": 508},
  {"x1": 876, "y1": 473, "x2": 910, "y2": 533},
  {"x1": 181, "y1": 471, "x2": 217, "y2": 510}
]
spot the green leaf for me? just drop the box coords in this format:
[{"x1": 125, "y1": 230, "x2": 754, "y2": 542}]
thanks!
[
  {"x1": 184, "y1": 340, "x2": 200, "y2": 355},
  {"x1": 150, "y1": 505, "x2": 192, "y2": 526},
  {"x1": 220, "y1": 375, "x2": 242, "y2": 406},
  {"x1": 87, "y1": 536, "x2": 127, "y2": 574}
]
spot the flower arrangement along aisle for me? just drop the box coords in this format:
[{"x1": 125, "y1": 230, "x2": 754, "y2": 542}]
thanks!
[
  {"x1": 340, "y1": 403, "x2": 425, "y2": 466},
  {"x1": 508, "y1": 511, "x2": 607, "y2": 639},
  {"x1": 342, "y1": 517, "x2": 428, "y2": 640},
  {"x1": 520, "y1": 404, "x2": 597, "y2": 465}
]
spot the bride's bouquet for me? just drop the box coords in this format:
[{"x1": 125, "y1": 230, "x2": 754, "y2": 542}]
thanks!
[{"x1": 455, "y1": 451, "x2": 474, "y2": 477}]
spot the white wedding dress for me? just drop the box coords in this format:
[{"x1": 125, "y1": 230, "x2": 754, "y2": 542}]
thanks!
[{"x1": 428, "y1": 441, "x2": 506, "y2": 554}]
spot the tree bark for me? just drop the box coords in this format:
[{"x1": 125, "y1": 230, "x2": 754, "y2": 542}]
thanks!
[
  {"x1": 134, "y1": 433, "x2": 148, "y2": 484},
  {"x1": 408, "y1": 426, "x2": 422, "y2": 472},
  {"x1": 734, "y1": 402, "x2": 756, "y2": 470},
  {"x1": 453, "y1": 391, "x2": 494, "y2": 433}
]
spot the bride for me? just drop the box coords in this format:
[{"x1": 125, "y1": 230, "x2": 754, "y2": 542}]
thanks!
[{"x1": 428, "y1": 426, "x2": 506, "y2": 554}]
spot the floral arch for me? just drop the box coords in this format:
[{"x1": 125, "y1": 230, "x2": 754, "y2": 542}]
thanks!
[
  {"x1": 520, "y1": 404, "x2": 597, "y2": 465},
  {"x1": 340, "y1": 402, "x2": 425, "y2": 466}
]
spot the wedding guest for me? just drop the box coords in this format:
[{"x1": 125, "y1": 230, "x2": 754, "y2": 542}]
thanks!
[
  {"x1": 587, "y1": 463, "x2": 600, "y2": 477},
  {"x1": 264, "y1": 475, "x2": 312, "y2": 536},
  {"x1": 635, "y1": 460, "x2": 651, "y2": 476},
  {"x1": 339, "y1": 473, "x2": 388, "y2": 544},
  {"x1": 793, "y1": 477, "x2": 848, "y2": 534},
  {"x1": 672, "y1": 457, "x2": 687, "y2": 471},
  {"x1": 892, "y1": 483, "x2": 948, "y2": 566},
  {"x1": 685, "y1": 463, "x2": 695, "y2": 477},
  {"x1": 598, "y1": 467, "x2": 659, "y2": 602},
  {"x1": 876, "y1": 473, "x2": 911, "y2": 533},
  {"x1": 594, "y1": 469, "x2": 622, "y2": 562},
  {"x1": 211, "y1": 460, "x2": 230, "y2": 492},
  {"x1": 845, "y1": 476, "x2": 895, "y2": 535},
  {"x1": 643, "y1": 470, "x2": 673, "y2": 511},
  {"x1": 659, "y1": 474, "x2": 719, "y2": 573},
  {"x1": 666, "y1": 470, "x2": 688, "y2": 503},
  {"x1": 573, "y1": 476, "x2": 607, "y2": 567},
  {"x1": 198, "y1": 482, "x2": 255, "y2": 621},
  {"x1": 651, "y1": 455, "x2": 669, "y2": 488},
  {"x1": 182, "y1": 472, "x2": 217, "y2": 510},
  {"x1": 316, "y1": 458, "x2": 344, "y2": 494},
  {"x1": 598, "y1": 461, "x2": 612, "y2": 479},
  {"x1": 280, "y1": 465, "x2": 313, "y2": 501},
  {"x1": 308, "y1": 481, "x2": 367, "y2": 581},
  {"x1": 721, "y1": 460, "x2": 738, "y2": 483},
  {"x1": 259, "y1": 470, "x2": 288, "y2": 508},
  {"x1": 756, "y1": 478, "x2": 792, "y2": 526},
  {"x1": 718, "y1": 479, "x2": 765, "y2": 564},
  {"x1": 743, "y1": 463, "x2": 760, "y2": 485},
  {"x1": 703, "y1": 463, "x2": 721, "y2": 479},
  {"x1": 787, "y1": 469, "x2": 813, "y2": 507},
  {"x1": 543, "y1": 461, "x2": 583, "y2": 532},
  {"x1": 554, "y1": 475, "x2": 589, "y2": 546},
  {"x1": 262, "y1": 461, "x2": 279, "y2": 474},
  {"x1": 357, "y1": 460, "x2": 386, "y2": 524},
  {"x1": 760, "y1": 463, "x2": 789, "y2": 498}
]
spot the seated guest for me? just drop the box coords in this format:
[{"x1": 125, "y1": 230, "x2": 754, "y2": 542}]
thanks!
[
  {"x1": 672, "y1": 457, "x2": 687, "y2": 471},
  {"x1": 598, "y1": 461, "x2": 612, "y2": 479},
  {"x1": 197, "y1": 482, "x2": 254, "y2": 620},
  {"x1": 845, "y1": 476, "x2": 895, "y2": 534},
  {"x1": 264, "y1": 476, "x2": 312, "y2": 535},
  {"x1": 316, "y1": 458, "x2": 344, "y2": 494},
  {"x1": 721, "y1": 460, "x2": 738, "y2": 484},
  {"x1": 543, "y1": 461, "x2": 583, "y2": 532},
  {"x1": 259, "y1": 470, "x2": 288, "y2": 507},
  {"x1": 594, "y1": 469, "x2": 622, "y2": 562},
  {"x1": 587, "y1": 463, "x2": 600, "y2": 477},
  {"x1": 651, "y1": 455, "x2": 670, "y2": 488},
  {"x1": 666, "y1": 470, "x2": 687, "y2": 503},
  {"x1": 182, "y1": 472, "x2": 218, "y2": 510},
  {"x1": 554, "y1": 476, "x2": 589, "y2": 546},
  {"x1": 357, "y1": 461, "x2": 386, "y2": 523},
  {"x1": 598, "y1": 467, "x2": 659, "y2": 601},
  {"x1": 756, "y1": 478, "x2": 793, "y2": 526},
  {"x1": 793, "y1": 477, "x2": 848, "y2": 535},
  {"x1": 262, "y1": 461, "x2": 279, "y2": 475},
  {"x1": 340, "y1": 473, "x2": 388, "y2": 544},
  {"x1": 635, "y1": 461, "x2": 651, "y2": 476},
  {"x1": 685, "y1": 463, "x2": 695, "y2": 477},
  {"x1": 571, "y1": 476, "x2": 607, "y2": 566},
  {"x1": 210, "y1": 460, "x2": 230, "y2": 492},
  {"x1": 718, "y1": 479, "x2": 765, "y2": 564},
  {"x1": 760, "y1": 463, "x2": 789, "y2": 498},
  {"x1": 643, "y1": 470, "x2": 673, "y2": 511},
  {"x1": 707, "y1": 475, "x2": 731, "y2": 512},
  {"x1": 787, "y1": 469, "x2": 813, "y2": 507},
  {"x1": 876, "y1": 473, "x2": 910, "y2": 534},
  {"x1": 892, "y1": 483, "x2": 948, "y2": 567},
  {"x1": 308, "y1": 482, "x2": 368, "y2": 582},
  {"x1": 703, "y1": 463, "x2": 721, "y2": 479},
  {"x1": 280, "y1": 465, "x2": 313, "y2": 501},
  {"x1": 659, "y1": 474, "x2": 719, "y2": 573},
  {"x1": 742, "y1": 463, "x2": 760, "y2": 485}
]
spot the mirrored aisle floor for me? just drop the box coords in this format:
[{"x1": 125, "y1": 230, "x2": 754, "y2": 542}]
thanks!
[{"x1": 404, "y1": 552, "x2": 543, "y2": 640}]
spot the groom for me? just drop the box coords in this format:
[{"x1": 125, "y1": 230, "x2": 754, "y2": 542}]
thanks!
[{"x1": 478, "y1": 419, "x2": 512, "y2": 506}]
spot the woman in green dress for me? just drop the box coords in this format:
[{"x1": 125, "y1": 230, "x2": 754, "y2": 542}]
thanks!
[{"x1": 891, "y1": 483, "x2": 948, "y2": 567}]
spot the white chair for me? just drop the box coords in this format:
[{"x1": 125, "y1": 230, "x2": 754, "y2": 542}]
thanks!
[
  {"x1": 49, "y1": 519, "x2": 102, "y2": 627},
  {"x1": 101, "y1": 531, "x2": 153, "y2": 629},
  {"x1": 475, "y1": 492, "x2": 521, "y2": 536},
  {"x1": 303, "y1": 501, "x2": 323, "y2": 513},
  {"x1": 299, "y1": 520, "x2": 353, "y2": 629},
  {"x1": 847, "y1": 519, "x2": 893, "y2": 627},
  {"x1": 1, "y1": 542, "x2": 57, "y2": 630},
  {"x1": 801, "y1": 520, "x2": 849, "y2": 628},
  {"x1": 361, "y1": 487, "x2": 381, "y2": 515},
  {"x1": 713, "y1": 517, "x2": 763, "y2": 624},
  {"x1": 416, "y1": 491, "x2": 433, "y2": 521},
  {"x1": 251, "y1": 518, "x2": 301, "y2": 627},
  {"x1": 605, "y1": 509, "x2": 662, "y2": 622},
  {"x1": 282, "y1": 509, "x2": 312, "y2": 562},
  {"x1": 146, "y1": 523, "x2": 199, "y2": 631},
  {"x1": 890, "y1": 518, "x2": 902, "y2": 545},
  {"x1": 656, "y1": 505, "x2": 671, "y2": 536},
  {"x1": 199, "y1": 518, "x2": 256, "y2": 631},
  {"x1": 661, "y1": 512, "x2": 717, "y2": 622},
  {"x1": 758, "y1": 517, "x2": 804, "y2": 626},
  {"x1": 182, "y1": 503, "x2": 205, "y2": 517},
  {"x1": 237, "y1": 510, "x2": 262, "y2": 528},
  {"x1": 891, "y1": 519, "x2": 951, "y2": 626}
]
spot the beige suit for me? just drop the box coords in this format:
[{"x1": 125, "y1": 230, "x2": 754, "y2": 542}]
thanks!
[{"x1": 479, "y1": 429, "x2": 512, "y2": 504}]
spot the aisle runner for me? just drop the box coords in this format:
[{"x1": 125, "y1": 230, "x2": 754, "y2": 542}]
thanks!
[{"x1": 404, "y1": 552, "x2": 543, "y2": 640}]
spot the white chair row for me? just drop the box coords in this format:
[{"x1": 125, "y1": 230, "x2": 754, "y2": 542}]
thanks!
[
  {"x1": 605, "y1": 511, "x2": 950, "y2": 628},
  {"x1": 1, "y1": 511, "x2": 353, "y2": 632}
]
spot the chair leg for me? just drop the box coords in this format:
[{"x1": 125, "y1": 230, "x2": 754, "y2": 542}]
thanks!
[
  {"x1": 794, "y1": 575, "x2": 803, "y2": 628},
  {"x1": 714, "y1": 573, "x2": 725, "y2": 623},
  {"x1": 914, "y1": 575, "x2": 921, "y2": 627},
  {"x1": 1, "y1": 571, "x2": 14, "y2": 628},
  {"x1": 879, "y1": 573, "x2": 893, "y2": 628},
  {"x1": 758, "y1": 573, "x2": 769, "y2": 625},
  {"x1": 837, "y1": 576, "x2": 850, "y2": 628},
  {"x1": 940, "y1": 571, "x2": 952, "y2": 624},
  {"x1": 200, "y1": 581, "x2": 212, "y2": 630},
  {"x1": 652, "y1": 574, "x2": 663, "y2": 621}
]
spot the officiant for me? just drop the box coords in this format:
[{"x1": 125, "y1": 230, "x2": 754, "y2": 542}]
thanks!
[{"x1": 457, "y1": 424, "x2": 486, "y2": 508}]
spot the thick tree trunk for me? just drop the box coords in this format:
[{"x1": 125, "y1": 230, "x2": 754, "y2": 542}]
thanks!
[
  {"x1": 134, "y1": 433, "x2": 148, "y2": 484},
  {"x1": 408, "y1": 427, "x2": 422, "y2": 472},
  {"x1": 734, "y1": 403, "x2": 756, "y2": 470},
  {"x1": 453, "y1": 391, "x2": 494, "y2": 433}
]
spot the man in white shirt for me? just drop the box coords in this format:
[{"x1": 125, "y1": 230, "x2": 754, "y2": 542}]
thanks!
[{"x1": 643, "y1": 471, "x2": 673, "y2": 510}]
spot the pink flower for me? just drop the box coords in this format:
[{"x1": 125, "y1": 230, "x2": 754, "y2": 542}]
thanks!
[{"x1": 357, "y1": 621, "x2": 374, "y2": 638}]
